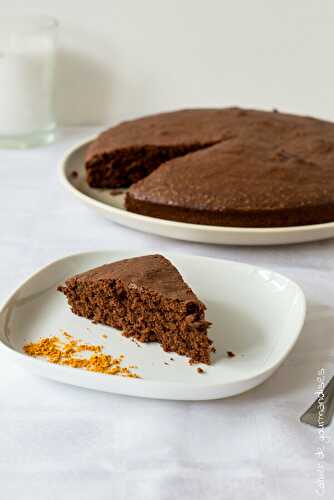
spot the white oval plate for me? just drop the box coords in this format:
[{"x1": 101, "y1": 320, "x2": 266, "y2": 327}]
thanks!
[
  {"x1": 59, "y1": 138, "x2": 334, "y2": 246},
  {"x1": 0, "y1": 251, "x2": 305, "y2": 400}
]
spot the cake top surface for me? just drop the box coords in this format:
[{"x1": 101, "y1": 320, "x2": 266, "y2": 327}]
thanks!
[
  {"x1": 123, "y1": 108, "x2": 334, "y2": 212},
  {"x1": 86, "y1": 107, "x2": 334, "y2": 161},
  {"x1": 69, "y1": 254, "x2": 200, "y2": 302},
  {"x1": 85, "y1": 108, "x2": 230, "y2": 161}
]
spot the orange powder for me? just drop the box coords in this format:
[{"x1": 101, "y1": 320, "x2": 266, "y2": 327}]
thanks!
[{"x1": 23, "y1": 334, "x2": 139, "y2": 378}]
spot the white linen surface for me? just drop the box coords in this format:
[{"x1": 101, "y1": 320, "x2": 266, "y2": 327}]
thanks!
[{"x1": 0, "y1": 128, "x2": 333, "y2": 500}]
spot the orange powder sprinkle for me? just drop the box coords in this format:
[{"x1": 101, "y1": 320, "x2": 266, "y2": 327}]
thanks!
[{"x1": 23, "y1": 334, "x2": 140, "y2": 378}]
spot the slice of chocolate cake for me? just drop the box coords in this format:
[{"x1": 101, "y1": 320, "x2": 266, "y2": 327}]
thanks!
[{"x1": 58, "y1": 255, "x2": 212, "y2": 364}]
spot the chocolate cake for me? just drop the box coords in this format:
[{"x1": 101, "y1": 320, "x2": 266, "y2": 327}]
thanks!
[
  {"x1": 85, "y1": 108, "x2": 334, "y2": 227},
  {"x1": 58, "y1": 254, "x2": 212, "y2": 364}
]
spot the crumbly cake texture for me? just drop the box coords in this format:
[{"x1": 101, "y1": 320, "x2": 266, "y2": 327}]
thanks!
[
  {"x1": 58, "y1": 255, "x2": 212, "y2": 364},
  {"x1": 85, "y1": 108, "x2": 334, "y2": 227}
]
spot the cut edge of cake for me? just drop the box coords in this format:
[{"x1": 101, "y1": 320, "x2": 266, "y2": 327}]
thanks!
[{"x1": 85, "y1": 142, "x2": 217, "y2": 188}]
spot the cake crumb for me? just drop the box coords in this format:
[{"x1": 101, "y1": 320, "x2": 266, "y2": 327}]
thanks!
[
  {"x1": 227, "y1": 351, "x2": 235, "y2": 358},
  {"x1": 23, "y1": 335, "x2": 140, "y2": 378},
  {"x1": 170, "y1": 357, "x2": 174, "y2": 361},
  {"x1": 211, "y1": 346, "x2": 216, "y2": 353},
  {"x1": 197, "y1": 367, "x2": 205, "y2": 374},
  {"x1": 101, "y1": 334, "x2": 108, "y2": 339},
  {"x1": 164, "y1": 362, "x2": 169, "y2": 366},
  {"x1": 109, "y1": 189, "x2": 125, "y2": 196},
  {"x1": 70, "y1": 170, "x2": 78, "y2": 179},
  {"x1": 131, "y1": 338, "x2": 141, "y2": 347}
]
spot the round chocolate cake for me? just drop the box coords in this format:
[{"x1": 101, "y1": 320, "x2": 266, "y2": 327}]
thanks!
[{"x1": 85, "y1": 108, "x2": 334, "y2": 227}]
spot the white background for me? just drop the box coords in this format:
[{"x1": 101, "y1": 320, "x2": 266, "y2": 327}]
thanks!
[{"x1": 5, "y1": 0, "x2": 334, "y2": 125}]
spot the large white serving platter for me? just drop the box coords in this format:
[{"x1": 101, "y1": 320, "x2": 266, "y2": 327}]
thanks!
[
  {"x1": 59, "y1": 138, "x2": 334, "y2": 246},
  {"x1": 0, "y1": 251, "x2": 305, "y2": 400}
]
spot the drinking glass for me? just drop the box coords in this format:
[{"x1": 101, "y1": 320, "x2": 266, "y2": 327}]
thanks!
[{"x1": 0, "y1": 14, "x2": 58, "y2": 148}]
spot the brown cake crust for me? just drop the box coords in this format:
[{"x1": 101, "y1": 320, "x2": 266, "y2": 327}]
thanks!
[
  {"x1": 58, "y1": 255, "x2": 212, "y2": 364},
  {"x1": 86, "y1": 107, "x2": 334, "y2": 227}
]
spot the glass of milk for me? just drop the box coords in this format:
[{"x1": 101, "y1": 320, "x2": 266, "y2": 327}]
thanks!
[{"x1": 0, "y1": 15, "x2": 58, "y2": 148}]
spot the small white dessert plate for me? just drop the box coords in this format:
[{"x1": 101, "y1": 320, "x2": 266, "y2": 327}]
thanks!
[
  {"x1": 0, "y1": 251, "x2": 306, "y2": 400},
  {"x1": 59, "y1": 138, "x2": 334, "y2": 246}
]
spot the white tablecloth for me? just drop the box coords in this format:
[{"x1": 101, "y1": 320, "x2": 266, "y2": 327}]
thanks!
[{"x1": 1, "y1": 128, "x2": 333, "y2": 500}]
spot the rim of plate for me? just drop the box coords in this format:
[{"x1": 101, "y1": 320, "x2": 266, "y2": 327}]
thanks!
[
  {"x1": 0, "y1": 250, "x2": 306, "y2": 389},
  {"x1": 58, "y1": 136, "x2": 334, "y2": 235}
]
